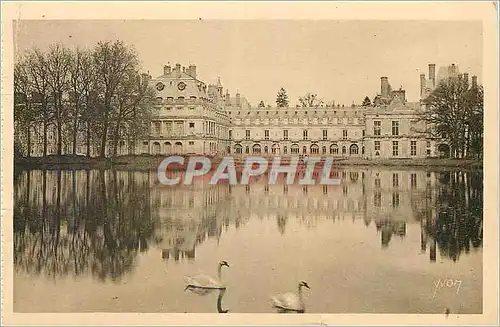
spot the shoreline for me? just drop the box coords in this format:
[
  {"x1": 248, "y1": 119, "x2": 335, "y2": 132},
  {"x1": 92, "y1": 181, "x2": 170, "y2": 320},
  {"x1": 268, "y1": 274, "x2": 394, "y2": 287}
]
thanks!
[{"x1": 14, "y1": 154, "x2": 483, "y2": 171}]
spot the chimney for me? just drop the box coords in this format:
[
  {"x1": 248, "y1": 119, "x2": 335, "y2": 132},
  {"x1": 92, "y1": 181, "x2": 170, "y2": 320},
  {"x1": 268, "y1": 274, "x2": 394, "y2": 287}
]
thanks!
[
  {"x1": 463, "y1": 73, "x2": 469, "y2": 83},
  {"x1": 236, "y1": 92, "x2": 241, "y2": 107},
  {"x1": 187, "y1": 65, "x2": 197, "y2": 78},
  {"x1": 451, "y1": 63, "x2": 456, "y2": 75},
  {"x1": 472, "y1": 75, "x2": 478, "y2": 88},
  {"x1": 380, "y1": 77, "x2": 389, "y2": 97},
  {"x1": 420, "y1": 73, "x2": 426, "y2": 97},
  {"x1": 428, "y1": 64, "x2": 436, "y2": 87},
  {"x1": 164, "y1": 65, "x2": 171, "y2": 75},
  {"x1": 175, "y1": 63, "x2": 181, "y2": 75}
]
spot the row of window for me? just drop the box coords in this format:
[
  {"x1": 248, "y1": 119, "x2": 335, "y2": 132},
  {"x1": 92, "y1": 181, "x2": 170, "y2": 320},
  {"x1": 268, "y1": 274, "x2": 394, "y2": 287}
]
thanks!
[
  {"x1": 233, "y1": 143, "x2": 363, "y2": 155},
  {"x1": 373, "y1": 140, "x2": 430, "y2": 156},
  {"x1": 373, "y1": 120, "x2": 399, "y2": 136},
  {"x1": 232, "y1": 110, "x2": 360, "y2": 116},
  {"x1": 238, "y1": 129, "x2": 365, "y2": 140}
]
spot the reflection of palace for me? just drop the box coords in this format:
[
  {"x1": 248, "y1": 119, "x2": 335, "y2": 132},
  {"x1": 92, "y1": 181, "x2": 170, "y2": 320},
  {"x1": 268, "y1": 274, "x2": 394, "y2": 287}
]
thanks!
[{"x1": 13, "y1": 167, "x2": 483, "y2": 277}]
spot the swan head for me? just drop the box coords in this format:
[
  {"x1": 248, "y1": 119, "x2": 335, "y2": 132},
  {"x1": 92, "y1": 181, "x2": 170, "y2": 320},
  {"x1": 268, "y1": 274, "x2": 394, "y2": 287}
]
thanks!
[
  {"x1": 299, "y1": 281, "x2": 310, "y2": 289},
  {"x1": 219, "y1": 260, "x2": 229, "y2": 267}
]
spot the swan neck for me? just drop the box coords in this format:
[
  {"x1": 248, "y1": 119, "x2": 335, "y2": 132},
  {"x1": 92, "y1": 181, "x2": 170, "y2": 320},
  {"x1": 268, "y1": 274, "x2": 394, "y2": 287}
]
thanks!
[
  {"x1": 298, "y1": 285, "x2": 303, "y2": 299},
  {"x1": 217, "y1": 265, "x2": 222, "y2": 279}
]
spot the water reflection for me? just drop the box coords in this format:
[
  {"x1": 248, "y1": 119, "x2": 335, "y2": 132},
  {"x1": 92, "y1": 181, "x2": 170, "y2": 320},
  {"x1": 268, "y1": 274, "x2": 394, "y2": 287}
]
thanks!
[
  {"x1": 13, "y1": 170, "x2": 160, "y2": 281},
  {"x1": 13, "y1": 168, "x2": 483, "y2": 282},
  {"x1": 184, "y1": 287, "x2": 229, "y2": 313}
]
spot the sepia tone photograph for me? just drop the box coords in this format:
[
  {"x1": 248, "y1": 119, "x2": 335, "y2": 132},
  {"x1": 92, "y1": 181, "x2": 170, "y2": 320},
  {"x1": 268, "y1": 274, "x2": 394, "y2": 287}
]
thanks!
[{"x1": 1, "y1": 1, "x2": 499, "y2": 326}]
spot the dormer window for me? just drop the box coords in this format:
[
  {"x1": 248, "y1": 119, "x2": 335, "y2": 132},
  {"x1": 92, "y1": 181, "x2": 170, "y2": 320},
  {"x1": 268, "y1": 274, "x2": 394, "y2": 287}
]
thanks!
[{"x1": 190, "y1": 96, "x2": 197, "y2": 99}]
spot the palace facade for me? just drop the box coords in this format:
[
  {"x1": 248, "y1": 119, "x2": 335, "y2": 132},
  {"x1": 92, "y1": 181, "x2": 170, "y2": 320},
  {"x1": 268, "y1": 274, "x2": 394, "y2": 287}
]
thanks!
[{"x1": 22, "y1": 62, "x2": 475, "y2": 159}]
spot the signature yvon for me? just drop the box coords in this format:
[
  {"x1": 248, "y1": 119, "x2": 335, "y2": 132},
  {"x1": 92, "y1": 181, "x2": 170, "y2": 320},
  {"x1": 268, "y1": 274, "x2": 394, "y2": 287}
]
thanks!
[{"x1": 433, "y1": 278, "x2": 462, "y2": 298}]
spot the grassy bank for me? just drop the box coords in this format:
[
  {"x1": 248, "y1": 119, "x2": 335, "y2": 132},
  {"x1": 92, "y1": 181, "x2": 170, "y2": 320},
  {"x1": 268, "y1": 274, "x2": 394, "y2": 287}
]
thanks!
[{"x1": 15, "y1": 154, "x2": 483, "y2": 171}]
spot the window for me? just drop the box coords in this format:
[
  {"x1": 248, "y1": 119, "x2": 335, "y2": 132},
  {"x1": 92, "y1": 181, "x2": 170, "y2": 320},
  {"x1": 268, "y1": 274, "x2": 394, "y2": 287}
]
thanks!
[
  {"x1": 343, "y1": 130, "x2": 348, "y2": 140},
  {"x1": 235, "y1": 145, "x2": 242, "y2": 154},
  {"x1": 392, "y1": 141, "x2": 399, "y2": 156},
  {"x1": 264, "y1": 146, "x2": 268, "y2": 154},
  {"x1": 143, "y1": 141, "x2": 149, "y2": 145},
  {"x1": 410, "y1": 141, "x2": 417, "y2": 156},
  {"x1": 322, "y1": 146, "x2": 326, "y2": 154},
  {"x1": 265, "y1": 130, "x2": 269, "y2": 140},
  {"x1": 323, "y1": 130, "x2": 328, "y2": 140},
  {"x1": 349, "y1": 144, "x2": 359, "y2": 155},
  {"x1": 374, "y1": 121, "x2": 381, "y2": 136},
  {"x1": 426, "y1": 149, "x2": 431, "y2": 156},
  {"x1": 392, "y1": 192, "x2": 400, "y2": 207},
  {"x1": 283, "y1": 130, "x2": 289, "y2": 140},
  {"x1": 303, "y1": 130, "x2": 308, "y2": 140},
  {"x1": 245, "y1": 130, "x2": 250, "y2": 140},
  {"x1": 392, "y1": 121, "x2": 399, "y2": 136},
  {"x1": 154, "y1": 122, "x2": 161, "y2": 134},
  {"x1": 245, "y1": 146, "x2": 249, "y2": 154},
  {"x1": 229, "y1": 130, "x2": 232, "y2": 139},
  {"x1": 189, "y1": 122, "x2": 195, "y2": 128},
  {"x1": 303, "y1": 145, "x2": 307, "y2": 154},
  {"x1": 330, "y1": 144, "x2": 339, "y2": 155},
  {"x1": 374, "y1": 192, "x2": 381, "y2": 207},
  {"x1": 362, "y1": 130, "x2": 365, "y2": 137},
  {"x1": 189, "y1": 141, "x2": 194, "y2": 145},
  {"x1": 166, "y1": 106, "x2": 172, "y2": 111},
  {"x1": 392, "y1": 173, "x2": 399, "y2": 188},
  {"x1": 374, "y1": 141, "x2": 380, "y2": 152},
  {"x1": 284, "y1": 146, "x2": 288, "y2": 154},
  {"x1": 426, "y1": 141, "x2": 431, "y2": 148},
  {"x1": 374, "y1": 178, "x2": 381, "y2": 188},
  {"x1": 342, "y1": 146, "x2": 346, "y2": 154},
  {"x1": 410, "y1": 173, "x2": 417, "y2": 189}
]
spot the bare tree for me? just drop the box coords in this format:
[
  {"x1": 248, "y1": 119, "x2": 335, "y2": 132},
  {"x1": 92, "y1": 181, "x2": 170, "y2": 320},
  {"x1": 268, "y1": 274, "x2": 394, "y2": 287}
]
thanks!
[
  {"x1": 298, "y1": 93, "x2": 323, "y2": 107},
  {"x1": 45, "y1": 44, "x2": 72, "y2": 155},
  {"x1": 110, "y1": 72, "x2": 156, "y2": 156},
  {"x1": 26, "y1": 49, "x2": 52, "y2": 156},
  {"x1": 93, "y1": 41, "x2": 140, "y2": 158}
]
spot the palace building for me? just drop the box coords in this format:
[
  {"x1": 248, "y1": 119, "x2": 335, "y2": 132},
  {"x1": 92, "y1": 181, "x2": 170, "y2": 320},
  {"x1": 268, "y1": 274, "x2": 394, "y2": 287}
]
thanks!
[{"x1": 21, "y1": 62, "x2": 476, "y2": 159}]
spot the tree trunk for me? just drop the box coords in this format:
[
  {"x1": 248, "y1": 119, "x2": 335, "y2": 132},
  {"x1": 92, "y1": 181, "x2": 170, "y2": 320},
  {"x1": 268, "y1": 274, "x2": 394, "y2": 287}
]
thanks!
[
  {"x1": 43, "y1": 120, "x2": 48, "y2": 156},
  {"x1": 26, "y1": 125, "x2": 31, "y2": 158},
  {"x1": 99, "y1": 115, "x2": 108, "y2": 158},
  {"x1": 86, "y1": 121, "x2": 91, "y2": 157},
  {"x1": 112, "y1": 119, "x2": 121, "y2": 157},
  {"x1": 56, "y1": 95, "x2": 63, "y2": 156},
  {"x1": 72, "y1": 103, "x2": 79, "y2": 154}
]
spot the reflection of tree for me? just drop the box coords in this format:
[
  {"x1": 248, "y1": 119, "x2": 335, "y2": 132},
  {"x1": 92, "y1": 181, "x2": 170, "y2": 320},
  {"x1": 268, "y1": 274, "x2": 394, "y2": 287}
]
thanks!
[
  {"x1": 421, "y1": 171, "x2": 483, "y2": 262},
  {"x1": 14, "y1": 170, "x2": 160, "y2": 281}
]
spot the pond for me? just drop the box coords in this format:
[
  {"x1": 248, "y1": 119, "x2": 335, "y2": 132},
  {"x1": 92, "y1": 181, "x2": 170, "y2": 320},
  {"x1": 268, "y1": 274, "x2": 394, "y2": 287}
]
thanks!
[{"x1": 13, "y1": 167, "x2": 483, "y2": 313}]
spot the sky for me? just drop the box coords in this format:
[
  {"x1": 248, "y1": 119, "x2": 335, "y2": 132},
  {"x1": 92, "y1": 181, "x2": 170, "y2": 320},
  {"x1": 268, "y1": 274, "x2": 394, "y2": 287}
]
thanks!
[{"x1": 14, "y1": 20, "x2": 482, "y2": 106}]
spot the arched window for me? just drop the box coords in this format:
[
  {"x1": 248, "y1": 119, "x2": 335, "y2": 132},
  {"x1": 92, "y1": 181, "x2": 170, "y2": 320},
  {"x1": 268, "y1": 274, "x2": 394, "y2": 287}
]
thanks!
[
  {"x1": 342, "y1": 146, "x2": 347, "y2": 154},
  {"x1": 174, "y1": 142, "x2": 183, "y2": 154},
  {"x1": 330, "y1": 144, "x2": 339, "y2": 155},
  {"x1": 152, "y1": 142, "x2": 161, "y2": 155},
  {"x1": 272, "y1": 143, "x2": 280, "y2": 154},
  {"x1": 252, "y1": 144, "x2": 261, "y2": 154},
  {"x1": 310, "y1": 144, "x2": 319, "y2": 154},
  {"x1": 350, "y1": 144, "x2": 359, "y2": 155},
  {"x1": 234, "y1": 144, "x2": 242, "y2": 154},
  {"x1": 264, "y1": 146, "x2": 268, "y2": 154},
  {"x1": 164, "y1": 142, "x2": 172, "y2": 154},
  {"x1": 291, "y1": 144, "x2": 299, "y2": 154}
]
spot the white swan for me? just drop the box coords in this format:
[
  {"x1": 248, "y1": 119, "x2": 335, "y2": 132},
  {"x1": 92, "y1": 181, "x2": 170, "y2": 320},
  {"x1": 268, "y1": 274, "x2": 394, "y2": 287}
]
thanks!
[
  {"x1": 271, "y1": 281, "x2": 310, "y2": 313},
  {"x1": 184, "y1": 261, "x2": 229, "y2": 289}
]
